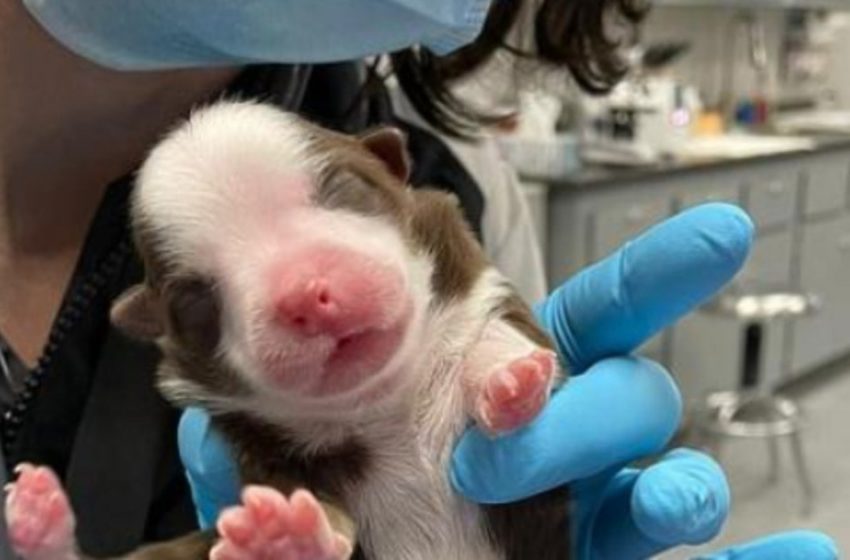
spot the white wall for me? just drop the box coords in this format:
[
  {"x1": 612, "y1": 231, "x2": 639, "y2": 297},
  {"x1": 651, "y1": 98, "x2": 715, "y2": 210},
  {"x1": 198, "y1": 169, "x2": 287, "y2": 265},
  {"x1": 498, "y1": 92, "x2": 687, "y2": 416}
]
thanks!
[{"x1": 642, "y1": 7, "x2": 786, "y2": 107}]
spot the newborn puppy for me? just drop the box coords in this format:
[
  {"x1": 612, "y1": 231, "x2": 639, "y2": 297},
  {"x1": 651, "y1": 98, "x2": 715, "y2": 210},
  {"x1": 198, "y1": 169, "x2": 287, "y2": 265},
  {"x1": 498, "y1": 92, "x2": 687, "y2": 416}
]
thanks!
[{"x1": 5, "y1": 101, "x2": 570, "y2": 560}]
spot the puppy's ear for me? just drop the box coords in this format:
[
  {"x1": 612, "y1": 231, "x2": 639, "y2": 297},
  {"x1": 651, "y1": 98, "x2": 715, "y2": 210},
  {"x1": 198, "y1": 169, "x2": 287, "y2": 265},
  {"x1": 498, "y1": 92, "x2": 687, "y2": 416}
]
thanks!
[
  {"x1": 360, "y1": 127, "x2": 411, "y2": 184},
  {"x1": 111, "y1": 284, "x2": 164, "y2": 340}
]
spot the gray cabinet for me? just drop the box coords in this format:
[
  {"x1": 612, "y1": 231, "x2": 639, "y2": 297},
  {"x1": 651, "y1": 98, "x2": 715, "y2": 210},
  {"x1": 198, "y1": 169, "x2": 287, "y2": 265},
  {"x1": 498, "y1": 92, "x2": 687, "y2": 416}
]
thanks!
[
  {"x1": 739, "y1": 230, "x2": 794, "y2": 289},
  {"x1": 590, "y1": 198, "x2": 672, "y2": 262},
  {"x1": 743, "y1": 166, "x2": 800, "y2": 231},
  {"x1": 678, "y1": 182, "x2": 740, "y2": 210},
  {"x1": 792, "y1": 215, "x2": 850, "y2": 374},
  {"x1": 543, "y1": 145, "x2": 850, "y2": 405},
  {"x1": 803, "y1": 155, "x2": 849, "y2": 219},
  {"x1": 671, "y1": 314, "x2": 743, "y2": 407}
]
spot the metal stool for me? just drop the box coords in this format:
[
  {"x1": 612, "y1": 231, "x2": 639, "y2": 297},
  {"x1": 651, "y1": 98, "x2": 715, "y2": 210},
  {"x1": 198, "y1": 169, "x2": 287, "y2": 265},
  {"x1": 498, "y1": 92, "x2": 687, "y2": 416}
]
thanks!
[{"x1": 696, "y1": 288, "x2": 820, "y2": 516}]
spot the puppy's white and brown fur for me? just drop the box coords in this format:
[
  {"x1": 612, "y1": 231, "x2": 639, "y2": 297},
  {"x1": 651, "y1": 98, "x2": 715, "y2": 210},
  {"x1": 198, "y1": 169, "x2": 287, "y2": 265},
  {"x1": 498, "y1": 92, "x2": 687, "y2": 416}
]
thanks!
[{"x1": 10, "y1": 102, "x2": 570, "y2": 560}]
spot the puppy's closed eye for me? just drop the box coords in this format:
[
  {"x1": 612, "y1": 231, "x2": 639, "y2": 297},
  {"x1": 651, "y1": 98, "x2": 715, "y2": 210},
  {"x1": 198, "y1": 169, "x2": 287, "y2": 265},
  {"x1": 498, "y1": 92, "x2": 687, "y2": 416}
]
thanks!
[
  {"x1": 164, "y1": 277, "x2": 221, "y2": 354},
  {"x1": 315, "y1": 170, "x2": 395, "y2": 216}
]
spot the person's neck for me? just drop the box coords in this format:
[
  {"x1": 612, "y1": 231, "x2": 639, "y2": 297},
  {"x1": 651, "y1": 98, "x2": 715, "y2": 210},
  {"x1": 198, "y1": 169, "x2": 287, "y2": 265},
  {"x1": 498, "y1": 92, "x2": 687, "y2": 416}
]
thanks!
[{"x1": 0, "y1": 1, "x2": 240, "y2": 259}]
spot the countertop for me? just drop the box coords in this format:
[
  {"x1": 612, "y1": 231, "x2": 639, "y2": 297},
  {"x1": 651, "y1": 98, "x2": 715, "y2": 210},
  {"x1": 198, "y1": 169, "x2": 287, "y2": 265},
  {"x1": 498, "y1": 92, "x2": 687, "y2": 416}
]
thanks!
[{"x1": 529, "y1": 133, "x2": 850, "y2": 189}]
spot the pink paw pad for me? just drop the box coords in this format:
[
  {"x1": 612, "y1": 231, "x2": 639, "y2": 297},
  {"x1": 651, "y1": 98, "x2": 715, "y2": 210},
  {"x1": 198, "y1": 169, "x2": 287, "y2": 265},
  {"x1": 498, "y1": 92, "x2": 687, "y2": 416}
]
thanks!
[
  {"x1": 5, "y1": 464, "x2": 77, "y2": 560},
  {"x1": 477, "y1": 350, "x2": 556, "y2": 435},
  {"x1": 210, "y1": 486, "x2": 352, "y2": 560}
]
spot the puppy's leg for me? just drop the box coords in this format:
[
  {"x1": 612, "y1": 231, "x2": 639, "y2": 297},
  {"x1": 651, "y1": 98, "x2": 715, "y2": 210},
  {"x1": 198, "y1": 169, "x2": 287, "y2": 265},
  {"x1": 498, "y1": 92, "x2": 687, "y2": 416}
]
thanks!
[
  {"x1": 463, "y1": 295, "x2": 564, "y2": 436},
  {"x1": 210, "y1": 486, "x2": 352, "y2": 560}
]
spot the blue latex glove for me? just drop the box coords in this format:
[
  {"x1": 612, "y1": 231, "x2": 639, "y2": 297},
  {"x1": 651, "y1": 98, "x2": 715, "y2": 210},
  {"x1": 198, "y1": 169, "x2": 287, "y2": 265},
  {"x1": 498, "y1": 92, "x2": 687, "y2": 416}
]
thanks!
[
  {"x1": 178, "y1": 203, "x2": 837, "y2": 558},
  {"x1": 178, "y1": 408, "x2": 241, "y2": 529}
]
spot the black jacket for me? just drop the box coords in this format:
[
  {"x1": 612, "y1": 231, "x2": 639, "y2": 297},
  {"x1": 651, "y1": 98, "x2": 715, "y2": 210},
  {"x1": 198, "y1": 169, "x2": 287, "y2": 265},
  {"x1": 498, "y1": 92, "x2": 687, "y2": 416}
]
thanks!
[{"x1": 0, "y1": 63, "x2": 484, "y2": 556}]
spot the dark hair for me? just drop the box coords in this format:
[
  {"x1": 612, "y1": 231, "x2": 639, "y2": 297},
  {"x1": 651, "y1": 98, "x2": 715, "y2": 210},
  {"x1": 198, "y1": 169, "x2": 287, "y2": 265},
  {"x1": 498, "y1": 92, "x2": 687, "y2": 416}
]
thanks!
[{"x1": 389, "y1": 0, "x2": 648, "y2": 137}]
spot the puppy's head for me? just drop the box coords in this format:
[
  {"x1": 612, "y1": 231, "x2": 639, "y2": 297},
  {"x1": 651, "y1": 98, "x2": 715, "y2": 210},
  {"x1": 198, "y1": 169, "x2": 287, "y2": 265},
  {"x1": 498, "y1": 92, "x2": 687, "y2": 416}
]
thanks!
[{"x1": 112, "y1": 101, "x2": 448, "y2": 417}]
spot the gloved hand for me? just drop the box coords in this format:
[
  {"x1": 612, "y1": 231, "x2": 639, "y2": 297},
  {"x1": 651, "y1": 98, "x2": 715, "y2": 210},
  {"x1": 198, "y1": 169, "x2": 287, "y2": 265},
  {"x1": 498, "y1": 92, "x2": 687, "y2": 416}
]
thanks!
[{"x1": 178, "y1": 203, "x2": 837, "y2": 559}]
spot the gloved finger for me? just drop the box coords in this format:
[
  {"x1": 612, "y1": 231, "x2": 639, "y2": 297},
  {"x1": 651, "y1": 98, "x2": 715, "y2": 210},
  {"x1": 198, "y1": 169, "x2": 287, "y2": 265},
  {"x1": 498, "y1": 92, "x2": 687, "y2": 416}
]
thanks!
[
  {"x1": 535, "y1": 203, "x2": 753, "y2": 373},
  {"x1": 451, "y1": 356, "x2": 681, "y2": 503},
  {"x1": 178, "y1": 407, "x2": 241, "y2": 529},
  {"x1": 696, "y1": 531, "x2": 838, "y2": 560},
  {"x1": 581, "y1": 449, "x2": 729, "y2": 560}
]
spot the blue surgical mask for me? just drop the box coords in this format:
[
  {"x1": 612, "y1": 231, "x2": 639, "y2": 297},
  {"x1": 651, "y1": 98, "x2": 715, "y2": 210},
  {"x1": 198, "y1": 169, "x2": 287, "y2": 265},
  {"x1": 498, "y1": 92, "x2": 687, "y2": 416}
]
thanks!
[{"x1": 23, "y1": 0, "x2": 493, "y2": 71}]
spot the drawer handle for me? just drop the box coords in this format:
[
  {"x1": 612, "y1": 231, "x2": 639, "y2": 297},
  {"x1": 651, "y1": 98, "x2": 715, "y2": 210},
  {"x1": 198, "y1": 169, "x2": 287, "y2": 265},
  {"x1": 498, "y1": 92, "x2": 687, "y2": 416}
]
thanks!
[{"x1": 767, "y1": 181, "x2": 785, "y2": 196}]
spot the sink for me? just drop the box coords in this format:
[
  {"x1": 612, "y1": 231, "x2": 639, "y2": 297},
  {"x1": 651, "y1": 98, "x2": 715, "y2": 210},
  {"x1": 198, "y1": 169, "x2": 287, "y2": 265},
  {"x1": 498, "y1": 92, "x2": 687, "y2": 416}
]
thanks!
[{"x1": 675, "y1": 134, "x2": 816, "y2": 162}]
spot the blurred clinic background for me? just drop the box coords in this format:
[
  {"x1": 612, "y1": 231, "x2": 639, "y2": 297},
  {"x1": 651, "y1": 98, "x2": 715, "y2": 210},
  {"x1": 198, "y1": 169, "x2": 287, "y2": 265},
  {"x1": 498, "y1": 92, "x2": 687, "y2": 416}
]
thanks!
[{"x1": 483, "y1": 1, "x2": 850, "y2": 556}]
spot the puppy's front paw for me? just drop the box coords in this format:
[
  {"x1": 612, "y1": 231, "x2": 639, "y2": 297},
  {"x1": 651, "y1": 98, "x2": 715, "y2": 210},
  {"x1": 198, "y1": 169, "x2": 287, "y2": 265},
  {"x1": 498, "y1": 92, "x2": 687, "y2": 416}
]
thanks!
[
  {"x1": 5, "y1": 464, "x2": 77, "y2": 560},
  {"x1": 211, "y1": 486, "x2": 352, "y2": 560},
  {"x1": 475, "y1": 350, "x2": 556, "y2": 435}
]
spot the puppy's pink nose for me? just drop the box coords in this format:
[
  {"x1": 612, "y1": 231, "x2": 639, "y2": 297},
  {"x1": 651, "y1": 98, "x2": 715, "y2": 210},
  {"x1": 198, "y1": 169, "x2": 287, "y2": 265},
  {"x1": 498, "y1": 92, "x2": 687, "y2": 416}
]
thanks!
[
  {"x1": 275, "y1": 278, "x2": 340, "y2": 337},
  {"x1": 271, "y1": 246, "x2": 408, "y2": 340}
]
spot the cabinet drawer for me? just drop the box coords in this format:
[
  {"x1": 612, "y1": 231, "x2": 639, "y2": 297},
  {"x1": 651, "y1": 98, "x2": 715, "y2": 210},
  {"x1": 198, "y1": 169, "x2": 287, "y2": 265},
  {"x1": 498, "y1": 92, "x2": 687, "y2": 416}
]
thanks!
[
  {"x1": 678, "y1": 182, "x2": 740, "y2": 210},
  {"x1": 745, "y1": 168, "x2": 800, "y2": 230},
  {"x1": 738, "y1": 230, "x2": 794, "y2": 289},
  {"x1": 591, "y1": 197, "x2": 671, "y2": 260},
  {"x1": 792, "y1": 215, "x2": 850, "y2": 373},
  {"x1": 804, "y1": 155, "x2": 849, "y2": 218}
]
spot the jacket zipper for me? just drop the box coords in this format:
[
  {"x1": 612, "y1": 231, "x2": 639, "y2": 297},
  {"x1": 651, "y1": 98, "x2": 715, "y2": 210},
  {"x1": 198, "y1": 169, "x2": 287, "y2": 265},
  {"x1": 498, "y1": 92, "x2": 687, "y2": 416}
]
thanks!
[{"x1": 1, "y1": 239, "x2": 132, "y2": 460}]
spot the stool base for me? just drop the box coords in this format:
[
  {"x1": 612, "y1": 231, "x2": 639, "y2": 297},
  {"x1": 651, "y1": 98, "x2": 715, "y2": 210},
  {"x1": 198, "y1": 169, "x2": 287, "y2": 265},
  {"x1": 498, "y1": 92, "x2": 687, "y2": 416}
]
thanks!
[{"x1": 697, "y1": 391, "x2": 814, "y2": 517}]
